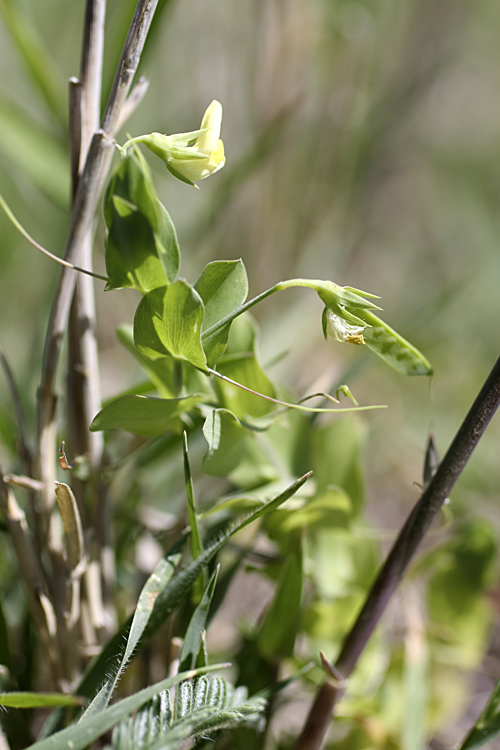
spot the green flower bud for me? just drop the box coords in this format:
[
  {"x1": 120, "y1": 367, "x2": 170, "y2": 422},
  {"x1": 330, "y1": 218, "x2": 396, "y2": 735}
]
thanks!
[{"x1": 123, "y1": 100, "x2": 226, "y2": 186}]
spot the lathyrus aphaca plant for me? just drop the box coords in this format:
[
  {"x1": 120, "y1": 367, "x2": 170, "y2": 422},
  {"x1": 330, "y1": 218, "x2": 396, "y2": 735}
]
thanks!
[
  {"x1": 88, "y1": 102, "x2": 436, "y2": 739},
  {"x1": 93, "y1": 101, "x2": 431, "y2": 444},
  {"x1": 4, "y1": 95, "x2": 494, "y2": 750}
]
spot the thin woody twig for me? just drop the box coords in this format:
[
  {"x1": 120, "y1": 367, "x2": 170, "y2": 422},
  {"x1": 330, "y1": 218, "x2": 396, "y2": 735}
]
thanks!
[
  {"x1": 115, "y1": 75, "x2": 150, "y2": 132},
  {"x1": 295, "y1": 354, "x2": 500, "y2": 750},
  {"x1": 101, "y1": 1, "x2": 158, "y2": 137}
]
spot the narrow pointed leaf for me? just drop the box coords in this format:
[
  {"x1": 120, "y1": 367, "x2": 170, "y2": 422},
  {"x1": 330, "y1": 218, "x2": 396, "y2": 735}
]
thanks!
[
  {"x1": 0, "y1": 693, "x2": 84, "y2": 709},
  {"x1": 82, "y1": 548, "x2": 183, "y2": 717},
  {"x1": 41, "y1": 473, "x2": 311, "y2": 736},
  {"x1": 0, "y1": 0, "x2": 65, "y2": 122},
  {"x1": 178, "y1": 568, "x2": 218, "y2": 674},
  {"x1": 458, "y1": 676, "x2": 500, "y2": 750},
  {"x1": 25, "y1": 666, "x2": 226, "y2": 750},
  {"x1": 183, "y1": 431, "x2": 205, "y2": 599}
]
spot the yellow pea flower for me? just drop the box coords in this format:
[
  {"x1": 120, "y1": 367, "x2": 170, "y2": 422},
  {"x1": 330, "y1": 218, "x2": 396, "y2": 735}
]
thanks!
[{"x1": 123, "y1": 100, "x2": 226, "y2": 186}]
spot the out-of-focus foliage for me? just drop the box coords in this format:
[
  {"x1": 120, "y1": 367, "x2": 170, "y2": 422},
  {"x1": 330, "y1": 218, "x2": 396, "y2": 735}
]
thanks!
[{"x1": 1, "y1": 2, "x2": 500, "y2": 750}]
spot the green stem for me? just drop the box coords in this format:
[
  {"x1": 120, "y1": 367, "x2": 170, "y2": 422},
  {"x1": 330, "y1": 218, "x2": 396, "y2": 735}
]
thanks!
[
  {"x1": 207, "y1": 368, "x2": 384, "y2": 415},
  {"x1": 202, "y1": 282, "x2": 283, "y2": 343}
]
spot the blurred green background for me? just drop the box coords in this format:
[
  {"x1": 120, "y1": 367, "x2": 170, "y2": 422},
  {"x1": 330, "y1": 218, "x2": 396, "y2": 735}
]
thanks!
[{"x1": 1, "y1": 0, "x2": 500, "y2": 745}]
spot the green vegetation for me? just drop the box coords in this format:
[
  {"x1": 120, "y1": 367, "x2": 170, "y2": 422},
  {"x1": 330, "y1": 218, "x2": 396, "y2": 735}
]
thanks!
[{"x1": 0, "y1": 2, "x2": 500, "y2": 750}]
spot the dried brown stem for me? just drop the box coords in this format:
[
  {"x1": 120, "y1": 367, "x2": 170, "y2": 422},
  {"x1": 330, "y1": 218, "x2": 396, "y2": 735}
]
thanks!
[
  {"x1": 34, "y1": 0, "x2": 159, "y2": 680},
  {"x1": 0, "y1": 473, "x2": 62, "y2": 683},
  {"x1": 37, "y1": 0, "x2": 159, "y2": 508}
]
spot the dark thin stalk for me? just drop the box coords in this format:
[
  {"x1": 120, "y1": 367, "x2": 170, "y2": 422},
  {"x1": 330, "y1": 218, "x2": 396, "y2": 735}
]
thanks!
[{"x1": 295, "y1": 354, "x2": 500, "y2": 750}]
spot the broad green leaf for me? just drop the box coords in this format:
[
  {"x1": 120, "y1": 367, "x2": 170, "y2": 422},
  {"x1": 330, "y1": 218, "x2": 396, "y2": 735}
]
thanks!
[
  {"x1": 117, "y1": 326, "x2": 176, "y2": 398},
  {"x1": 155, "y1": 200, "x2": 180, "y2": 285},
  {"x1": 0, "y1": 693, "x2": 84, "y2": 709},
  {"x1": 195, "y1": 260, "x2": 248, "y2": 366},
  {"x1": 0, "y1": 96, "x2": 68, "y2": 208},
  {"x1": 354, "y1": 309, "x2": 433, "y2": 376},
  {"x1": 26, "y1": 666, "x2": 225, "y2": 750},
  {"x1": 257, "y1": 534, "x2": 303, "y2": 659},
  {"x1": 104, "y1": 150, "x2": 157, "y2": 228},
  {"x1": 134, "y1": 282, "x2": 207, "y2": 370},
  {"x1": 178, "y1": 569, "x2": 218, "y2": 674},
  {"x1": 104, "y1": 151, "x2": 179, "y2": 293},
  {"x1": 215, "y1": 315, "x2": 275, "y2": 418},
  {"x1": 309, "y1": 529, "x2": 367, "y2": 599},
  {"x1": 202, "y1": 409, "x2": 248, "y2": 476},
  {"x1": 303, "y1": 593, "x2": 366, "y2": 644},
  {"x1": 90, "y1": 394, "x2": 206, "y2": 437},
  {"x1": 105, "y1": 207, "x2": 169, "y2": 294}
]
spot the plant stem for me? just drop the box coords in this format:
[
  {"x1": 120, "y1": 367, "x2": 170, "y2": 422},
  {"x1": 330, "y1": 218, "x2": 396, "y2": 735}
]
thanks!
[
  {"x1": 295, "y1": 353, "x2": 500, "y2": 750},
  {"x1": 68, "y1": 0, "x2": 109, "y2": 651},
  {"x1": 33, "y1": 0, "x2": 159, "y2": 682},
  {"x1": 36, "y1": 0, "x2": 159, "y2": 518},
  {"x1": 201, "y1": 280, "x2": 305, "y2": 343}
]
